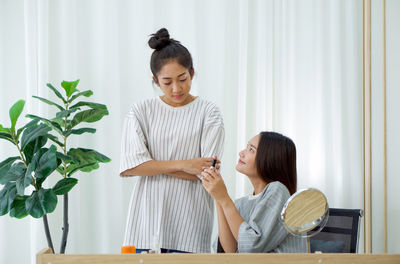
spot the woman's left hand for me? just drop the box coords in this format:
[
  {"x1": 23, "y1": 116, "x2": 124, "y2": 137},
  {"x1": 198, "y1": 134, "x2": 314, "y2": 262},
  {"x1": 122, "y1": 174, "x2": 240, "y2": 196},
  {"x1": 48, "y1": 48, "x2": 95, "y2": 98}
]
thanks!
[{"x1": 201, "y1": 168, "x2": 229, "y2": 203}]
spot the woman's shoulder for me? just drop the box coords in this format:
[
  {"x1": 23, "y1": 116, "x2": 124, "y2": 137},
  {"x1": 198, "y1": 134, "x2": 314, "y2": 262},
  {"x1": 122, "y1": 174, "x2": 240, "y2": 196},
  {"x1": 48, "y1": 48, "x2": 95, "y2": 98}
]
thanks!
[
  {"x1": 261, "y1": 181, "x2": 291, "y2": 202},
  {"x1": 195, "y1": 97, "x2": 224, "y2": 125},
  {"x1": 196, "y1": 97, "x2": 221, "y2": 112}
]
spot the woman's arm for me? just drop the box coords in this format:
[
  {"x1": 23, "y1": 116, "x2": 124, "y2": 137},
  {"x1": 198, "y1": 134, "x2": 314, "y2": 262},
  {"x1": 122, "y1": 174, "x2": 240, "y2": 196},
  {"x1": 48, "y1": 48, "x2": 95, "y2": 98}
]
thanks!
[
  {"x1": 120, "y1": 160, "x2": 181, "y2": 176},
  {"x1": 218, "y1": 197, "x2": 244, "y2": 241},
  {"x1": 121, "y1": 158, "x2": 217, "y2": 181},
  {"x1": 166, "y1": 171, "x2": 199, "y2": 181},
  {"x1": 201, "y1": 169, "x2": 244, "y2": 251},
  {"x1": 216, "y1": 202, "x2": 238, "y2": 252}
]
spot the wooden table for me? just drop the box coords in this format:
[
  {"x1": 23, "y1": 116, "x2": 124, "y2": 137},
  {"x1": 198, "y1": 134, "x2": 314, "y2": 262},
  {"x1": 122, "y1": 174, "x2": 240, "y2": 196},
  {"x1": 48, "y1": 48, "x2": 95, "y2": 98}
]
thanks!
[{"x1": 37, "y1": 248, "x2": 400, "y2": 264}]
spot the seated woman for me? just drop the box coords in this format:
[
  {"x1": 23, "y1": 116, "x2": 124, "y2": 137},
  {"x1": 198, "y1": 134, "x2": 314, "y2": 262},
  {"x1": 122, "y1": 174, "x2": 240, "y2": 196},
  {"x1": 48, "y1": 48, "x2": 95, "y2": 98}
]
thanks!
[{"x1": 201, "y1": 131, "x2": 307, "y2": 253}]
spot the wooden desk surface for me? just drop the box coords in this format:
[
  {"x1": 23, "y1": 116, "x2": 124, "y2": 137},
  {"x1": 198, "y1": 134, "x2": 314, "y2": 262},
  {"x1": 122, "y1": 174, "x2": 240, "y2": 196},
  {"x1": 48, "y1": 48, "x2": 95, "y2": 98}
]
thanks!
[{"x1": 37, "y1": 248, "x2": 400, "y2": 264}]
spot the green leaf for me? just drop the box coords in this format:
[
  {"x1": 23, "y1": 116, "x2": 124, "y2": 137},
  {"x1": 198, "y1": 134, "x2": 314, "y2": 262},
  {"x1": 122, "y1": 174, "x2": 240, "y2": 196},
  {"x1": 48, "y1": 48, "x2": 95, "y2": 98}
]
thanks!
[
  {"x1": 10, "y1": 195, "x2": 29, "y2": 219},
  {"x1": 9, "y1": 100, "x2": 25, "y2": 131},
  {"x1": 25, "y1": 191, "x2": 44, "y2": 218},
  {"x1": 35, "y1": 153, "x2": 62, "y2": 190},
  {"x1": 26, "y1": 115, "x2": 63, "y2": 135},
  {"x1": 69, "y1": 148, "x2": 111, "y2": 164},
  {"x1": 47, "y1": 134, "x2": 64, "y2": 148},
  {"x1": 53, "y1": 178, "x2": 78, "y2": 195},
  {"x1": 0, "y1": 183, "x2": 17, "y2": 216},
  {"x1": 56, "y1": 165, "x2": 64, "y2": 175},
  {"x1": 56, "y1": 108, "x2": 79, "y2": 119},
  {"x1": 63, "y1": 128, "x2": 96, "y2": 137},
  {"x1": 23, "y1": 147, "x2": 58, "y2": 191},
  {"x1": 66, "y1": 148, "x2": 111, "y2": 175},
  {"x1": 16, "y1": 162, "x2": 33, "y2": 195},
  {"x1": 16, "y1": 176, "x2": 31, "y2": 196},
  {"x1": 46, "y1": 83, "x2": 67, "y2": 104},
  {"x1": 25, "y1": 189, "x2": 58, "y2": 218},
  {"x1": 0, "y1": 124, "x2": 10, "y2": 133},
  {"x1": 51, "y1": 117, "x2": 64, "y2": 127},
  {"x1": 0, "y1": 132, "x2": 14, "y2": 144},
  {"x1": 41, "y1": 189, "x2": 57, "y2": 214},
  {"x1": 69, "y1": 108, "x2": 109, "y2": 128},
  {"x1": 0, "y1": 157, "x2": 21, "y2": 184},
  {"x1": 17, "y1": 118, "x2": 40, "y2": 139},
  {"x1": 35, "y1": 145, "x2": 58, "y2": 180},
  {"x1": 23, "y1": 136, "x2": 48, "y2": 164},
  {"x1": 32, "y1": 96, "x2": 65, "y2": 111},
  {"x1": 2, "y1": 162, "x2": 25, "y2": 184},
  {"x1": 61, "y1": 80, "x2": 80, "y2": 98},
  {"x1": 56, "y1": 152, "x2": 78, "y2": 164},
  {"x1": 68, "y1": 90, "x2": 93, "y2": 103},
  {"x1": 21, "y1": 123, "x2": 51, "y2": 150},
  {"x1": 66, "y1": 162, "x2": 98, "y2": 176},
  {"x1": 51, "y1": 117, "x2": 73, "y2": 129},
  {"x1": 70, "y1": 101, "x2": 107, "y2": 110}
]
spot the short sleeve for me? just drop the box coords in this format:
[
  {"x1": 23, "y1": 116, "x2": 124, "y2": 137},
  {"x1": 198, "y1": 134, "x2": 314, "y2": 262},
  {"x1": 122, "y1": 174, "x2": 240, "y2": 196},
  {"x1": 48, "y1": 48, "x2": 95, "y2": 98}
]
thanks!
[
  {"x1": 119, "y1": 108, "x2": 152, "y2": 174},
  {"x1": 237, "y1": 183, "x2": 290, "y2": 253},
  {"x1": 200, "y1": 104, "x2": 225, "y2": 159}
]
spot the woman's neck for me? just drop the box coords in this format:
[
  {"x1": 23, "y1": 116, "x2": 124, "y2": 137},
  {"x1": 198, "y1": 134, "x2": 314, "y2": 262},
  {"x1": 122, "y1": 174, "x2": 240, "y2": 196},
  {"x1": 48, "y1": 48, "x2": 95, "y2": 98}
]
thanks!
[
  {"x1": 160, "y1": 94, "x2": 196, "y2": 107},
  {"x1": 250, "y1": 176, "x2": 271, "y2": 195}
]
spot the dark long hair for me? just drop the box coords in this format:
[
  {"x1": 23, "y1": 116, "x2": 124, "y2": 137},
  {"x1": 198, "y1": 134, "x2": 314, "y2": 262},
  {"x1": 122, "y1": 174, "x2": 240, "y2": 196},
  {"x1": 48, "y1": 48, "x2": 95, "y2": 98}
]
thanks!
[
  {"x1": 148, "y1": 28, "x2": 194, "y2": 79},
  {"x1": 256, "y1": 132, "x2": 297, "y2": 195}
]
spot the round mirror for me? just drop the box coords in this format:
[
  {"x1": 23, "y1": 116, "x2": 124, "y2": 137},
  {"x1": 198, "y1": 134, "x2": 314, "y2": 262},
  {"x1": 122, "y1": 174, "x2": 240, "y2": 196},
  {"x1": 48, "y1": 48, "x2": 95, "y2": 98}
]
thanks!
[{"x1": 280, "y1": 188, "x2": 329, "y2": 237}]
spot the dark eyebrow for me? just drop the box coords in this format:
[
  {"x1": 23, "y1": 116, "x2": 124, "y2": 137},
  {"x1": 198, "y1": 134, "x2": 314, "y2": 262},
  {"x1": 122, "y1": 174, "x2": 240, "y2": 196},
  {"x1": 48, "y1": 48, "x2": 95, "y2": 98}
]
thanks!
[
  {"x1": 161, "y1": 72, "x2": 187, "y2": 80},
  {"x1": 248, "y1": 143, "x2": 257, "y2": 149}
]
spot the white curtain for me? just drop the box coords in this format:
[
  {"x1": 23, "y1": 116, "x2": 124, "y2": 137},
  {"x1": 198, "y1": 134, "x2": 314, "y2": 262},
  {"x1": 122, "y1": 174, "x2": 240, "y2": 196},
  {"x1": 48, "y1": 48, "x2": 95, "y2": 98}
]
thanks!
[{"x1": 0, "y1": 0, "x2": 363, "y2": 263}]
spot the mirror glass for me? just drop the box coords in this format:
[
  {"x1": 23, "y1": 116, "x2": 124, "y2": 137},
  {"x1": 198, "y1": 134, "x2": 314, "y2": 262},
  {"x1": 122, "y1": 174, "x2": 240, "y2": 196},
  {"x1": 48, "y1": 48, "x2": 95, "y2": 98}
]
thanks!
[{"x1": 281, "y1": 188, "x2": 329, "y2": 237}]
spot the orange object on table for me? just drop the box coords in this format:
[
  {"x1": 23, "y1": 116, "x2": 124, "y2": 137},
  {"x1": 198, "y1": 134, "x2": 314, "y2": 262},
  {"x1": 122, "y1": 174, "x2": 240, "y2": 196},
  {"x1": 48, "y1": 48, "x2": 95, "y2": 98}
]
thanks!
[{"x1": 121, "y1": 245, "x2": 136, "y2": 254}]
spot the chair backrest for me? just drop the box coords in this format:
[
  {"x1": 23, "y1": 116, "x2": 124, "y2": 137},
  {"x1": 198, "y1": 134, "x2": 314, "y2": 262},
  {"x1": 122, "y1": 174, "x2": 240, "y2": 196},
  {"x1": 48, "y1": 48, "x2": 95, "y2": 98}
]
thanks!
[{"x1": 310, "y1": 208, "x2": 363, "y2": 253}]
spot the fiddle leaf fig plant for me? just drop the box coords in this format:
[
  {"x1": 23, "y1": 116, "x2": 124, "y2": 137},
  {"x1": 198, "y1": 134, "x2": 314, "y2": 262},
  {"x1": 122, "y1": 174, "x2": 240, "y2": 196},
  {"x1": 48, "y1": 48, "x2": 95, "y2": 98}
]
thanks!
[{"x1": 0, "y1": 80, "x2": 110, "y2": 254}]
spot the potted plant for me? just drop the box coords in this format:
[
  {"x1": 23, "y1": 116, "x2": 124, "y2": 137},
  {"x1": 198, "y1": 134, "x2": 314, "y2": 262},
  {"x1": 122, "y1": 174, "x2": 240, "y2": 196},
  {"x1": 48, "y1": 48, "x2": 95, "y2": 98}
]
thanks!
[{"x1": 0, "y1": 79, "x2": 110, "y2": 254}]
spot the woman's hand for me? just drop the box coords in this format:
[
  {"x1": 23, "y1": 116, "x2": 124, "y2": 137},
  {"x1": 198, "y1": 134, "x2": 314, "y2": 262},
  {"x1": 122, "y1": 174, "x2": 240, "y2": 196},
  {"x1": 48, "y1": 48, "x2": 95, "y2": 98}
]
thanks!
[
  {"x1": 180, "y1": 158, "x2": 220, "y2": 175},
  {"x1": 201, "y1": 168, "x2": 229, "y2": 203},
  {"x1": 202, "y1": 168, "x2": 244, "y2": 242}
]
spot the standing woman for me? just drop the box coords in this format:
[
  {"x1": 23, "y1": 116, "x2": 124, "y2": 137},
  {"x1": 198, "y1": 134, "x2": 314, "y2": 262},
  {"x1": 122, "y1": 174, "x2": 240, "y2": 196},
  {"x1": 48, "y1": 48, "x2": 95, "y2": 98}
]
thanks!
[
  {"x1": 201, "y1": 132, "x2": 306, "y2": 253},
  {"x1": 120, "y1": 28, "x2": 225, "y2": 253}
]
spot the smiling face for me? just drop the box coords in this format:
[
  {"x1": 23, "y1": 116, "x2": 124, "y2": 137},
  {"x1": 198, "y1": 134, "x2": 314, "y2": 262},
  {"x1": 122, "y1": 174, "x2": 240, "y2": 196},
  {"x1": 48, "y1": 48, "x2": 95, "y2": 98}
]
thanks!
[
  {"x1": 154, "y1": 60, "x2": 194, "y2": 107},
  {"x1": 236, "y1": 134, "x2": 261, "y2": 178}
]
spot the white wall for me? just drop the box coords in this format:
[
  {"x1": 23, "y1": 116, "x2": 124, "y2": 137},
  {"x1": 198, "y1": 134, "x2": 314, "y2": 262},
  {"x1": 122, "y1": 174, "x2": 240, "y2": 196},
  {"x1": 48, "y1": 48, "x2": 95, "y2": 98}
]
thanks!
[
  {"x1": 386, "y1": 0, "x2": 400, "y2": 254},
  {"x1": 371, "y1": 0, "x2": 400, "y2": 254}
]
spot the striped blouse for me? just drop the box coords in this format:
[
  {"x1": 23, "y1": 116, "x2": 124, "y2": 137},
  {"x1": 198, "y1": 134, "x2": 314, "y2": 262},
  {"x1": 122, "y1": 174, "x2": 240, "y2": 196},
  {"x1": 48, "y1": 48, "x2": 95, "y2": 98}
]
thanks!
[
  {"x1": 120, "y1": 97, "x2": 225, "y2": 253},
  {"x1": 235, "y1": 181, "x2": 307, "y2": 253}
]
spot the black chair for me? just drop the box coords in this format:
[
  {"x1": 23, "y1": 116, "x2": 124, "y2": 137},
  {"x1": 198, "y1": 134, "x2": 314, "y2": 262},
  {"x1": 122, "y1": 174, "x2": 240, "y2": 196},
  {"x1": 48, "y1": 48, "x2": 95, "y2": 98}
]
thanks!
[
  {"x1": 217, "y1": 239, "x2": 225, "y2": 253},
  {"x1": 309, "y1": 208, "x2": 363, "y2": 253}
]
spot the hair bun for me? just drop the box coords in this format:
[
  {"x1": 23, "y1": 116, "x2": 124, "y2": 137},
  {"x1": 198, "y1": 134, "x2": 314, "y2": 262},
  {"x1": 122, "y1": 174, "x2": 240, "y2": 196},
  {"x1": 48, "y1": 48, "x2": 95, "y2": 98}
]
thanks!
[{"x1": 148, "y1": 28, "x2": 172, "y2": 50}]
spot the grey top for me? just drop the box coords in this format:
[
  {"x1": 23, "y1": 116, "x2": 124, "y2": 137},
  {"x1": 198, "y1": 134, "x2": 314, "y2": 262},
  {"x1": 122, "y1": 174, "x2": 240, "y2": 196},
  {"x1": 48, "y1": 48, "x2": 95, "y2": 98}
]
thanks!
[{"x1": 234, "y1": 181, "x2": 307, "y2": 253}]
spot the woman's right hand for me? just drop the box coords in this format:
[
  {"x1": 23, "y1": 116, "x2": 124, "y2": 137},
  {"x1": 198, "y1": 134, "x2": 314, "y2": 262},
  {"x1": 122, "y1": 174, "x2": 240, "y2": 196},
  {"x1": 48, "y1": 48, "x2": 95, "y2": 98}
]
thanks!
[
  {"x1": 180, "y1": 157, "x2": 220, "y2": 175},
  {"x1": 201, "y1": 168, "x2": 229, "y2": 203}
]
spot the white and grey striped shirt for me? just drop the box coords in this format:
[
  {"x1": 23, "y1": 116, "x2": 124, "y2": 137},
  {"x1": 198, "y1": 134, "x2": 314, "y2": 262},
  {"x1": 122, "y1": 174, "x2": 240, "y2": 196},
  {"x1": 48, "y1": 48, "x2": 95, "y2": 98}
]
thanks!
[
  {"x1": 235, "y1": 181, "x2": 307, "y2": 253},
  {"x1": 120, "y1": 97, "x2": 224, "y2": 253}
]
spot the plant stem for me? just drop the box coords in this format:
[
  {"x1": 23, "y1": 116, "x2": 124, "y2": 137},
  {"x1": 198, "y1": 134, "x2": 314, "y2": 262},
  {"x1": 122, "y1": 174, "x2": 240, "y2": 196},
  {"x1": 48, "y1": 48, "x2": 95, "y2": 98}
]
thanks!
[
  {"x1": 43, "y1": 214, "x2": 55, "y2": 253},
  {"x1": 14, "y1": 140, "x2": 27, "y2": 166},
  {"x1": 60, "y1": 99, "x2": 70, "y2": 254},
  {"x1": 63, "y1": 103, "x2": 69, "y2": 177},
  {"x1": 60, "y1": 193, "x2": 69, "y2": 253}
]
